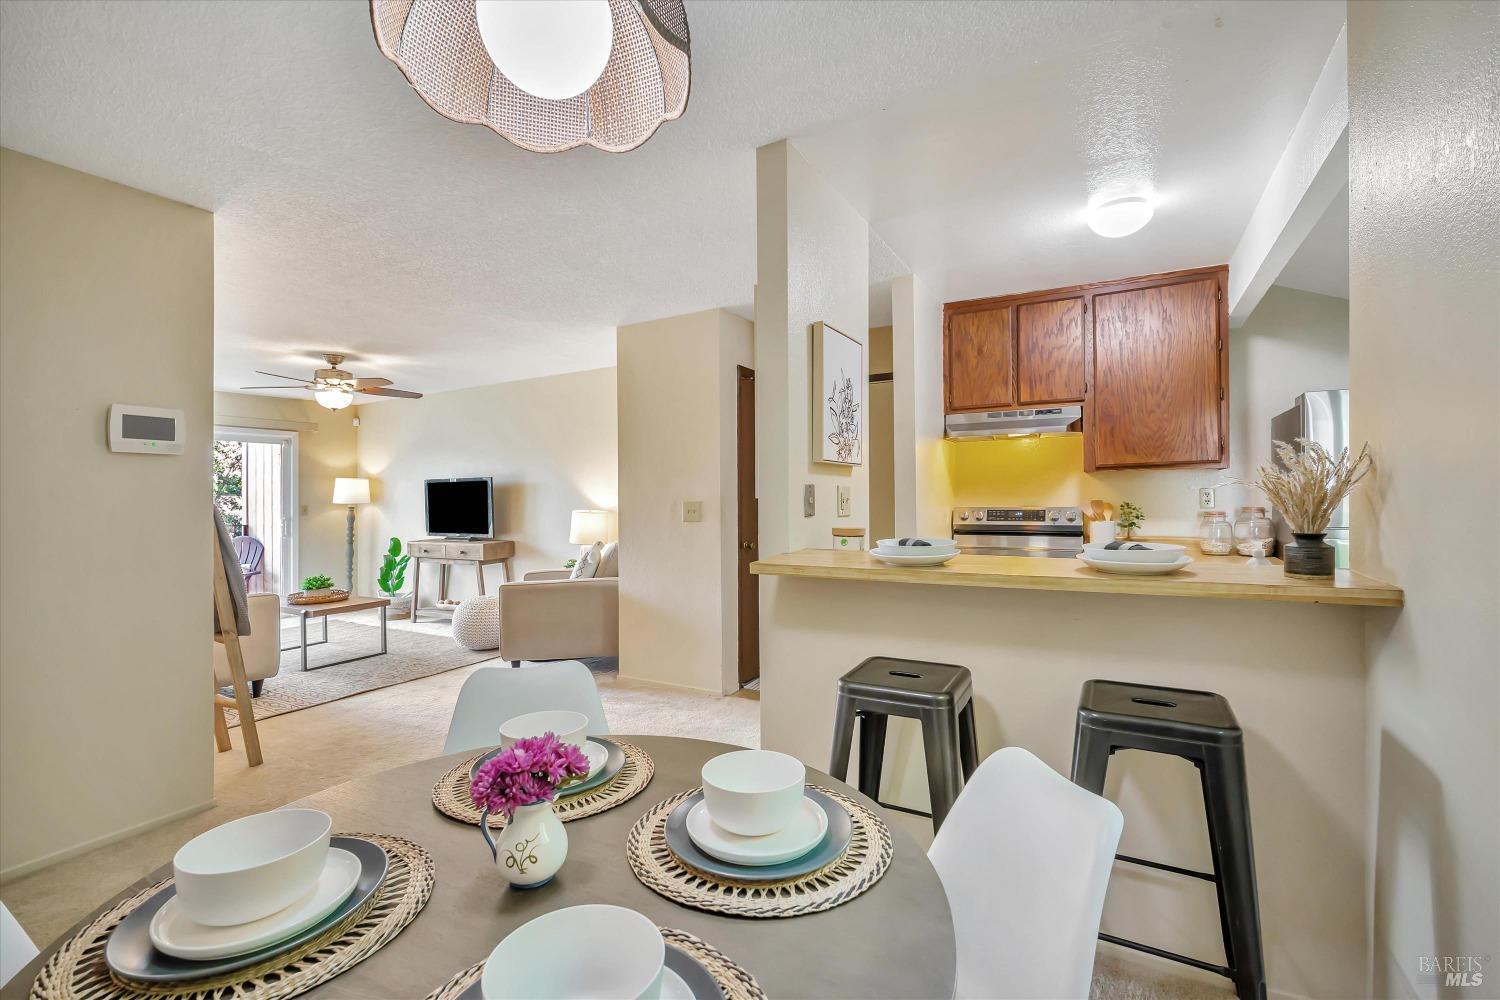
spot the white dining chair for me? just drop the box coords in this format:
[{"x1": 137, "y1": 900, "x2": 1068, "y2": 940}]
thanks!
[
  {"x1": 442, "y1": 660, "x2": 609, "y2": 754},
  {"x1": 1, "y1": 900, "x2": 38, "y2": 988},
  {"x1": 929, "y1": 746, "x2": 1124, "y2": 1000}
]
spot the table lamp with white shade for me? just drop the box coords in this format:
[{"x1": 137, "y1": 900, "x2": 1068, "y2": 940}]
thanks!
[
  {"x1": 333, "y1": 477, "x2": 371, "y2": 592},
  {"x1": 569, "y1": 509, "x2": 612, "y2": 561}
]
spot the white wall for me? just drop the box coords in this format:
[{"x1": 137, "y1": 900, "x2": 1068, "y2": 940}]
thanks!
[
  {"x1": 617, "y1": 308, "x2": 753, "y2": 694},
  {"x1": 891, "y1": 272, "x2": 952, "y2": 536},
  {"x1": 1347, "y1": 2, "x2": 1500, "y2": 992},
  {"x1": 353, "y1": 368, "x2": 618, "y2": 602},
  {"x1": 212, "y1": 391, "x2": 358, "y2": 588},
  {"x1": 867, "y1": 325, "x2": 895, "y2": 543},
  {"x1": 946, "y1": 285, "x2": 1349, "y2": 536},
  {"x1": 0, "y1": 149, "x2": 215, "y2": 877},
  {"x1": 754, "y1": 141, "x2": 870, "y2": 557}
]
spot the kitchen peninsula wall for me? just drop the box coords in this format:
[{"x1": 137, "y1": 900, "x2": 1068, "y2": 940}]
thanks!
[{"x1": 946, "y1": 285, "x2": 1349, "y2": 535}]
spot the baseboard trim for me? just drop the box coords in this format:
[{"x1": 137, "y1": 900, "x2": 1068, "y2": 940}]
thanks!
[
  {"x1": 612, "y1": 671, "x2": 725, "y2": 698},
  {"x1": 0, "y1": 796, "x2": 216, "y2": 883}
]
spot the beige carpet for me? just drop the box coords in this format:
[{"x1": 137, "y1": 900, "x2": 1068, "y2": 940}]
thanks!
[{"x1": 222, "y1": 619, "x2": 502, "y2": 726}]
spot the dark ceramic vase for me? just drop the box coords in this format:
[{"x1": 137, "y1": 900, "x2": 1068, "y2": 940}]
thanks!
[{"x1": 1284, "y1": 532, "x2": 1334, "y2": 578}]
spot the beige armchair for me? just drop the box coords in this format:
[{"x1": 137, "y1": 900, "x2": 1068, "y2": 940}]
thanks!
[
  {"x1": 498, "y1": 570, "x2": 618, "y2": 665},
  {"x1": 212, "y1": 593, "x2": 281, "y2": 697}
]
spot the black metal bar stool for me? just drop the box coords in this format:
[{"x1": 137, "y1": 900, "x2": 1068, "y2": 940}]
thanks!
[
  {"x1": 829, "y1": 656, "x2": 978, "y2": 831},
  {"x1": 1070, "y1": 679, "x2": 1266, "y2": 1000}
]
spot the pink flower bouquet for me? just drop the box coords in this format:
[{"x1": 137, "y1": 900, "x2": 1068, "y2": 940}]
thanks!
[{"x1": 470, "y1": 733, "x2": 592, "y2": 818}]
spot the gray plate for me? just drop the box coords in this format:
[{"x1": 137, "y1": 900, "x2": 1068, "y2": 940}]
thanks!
[
  {"x1": 105, "y1": 837, "x2": 389, "y2": 984},
  {"x1": 663, "y1": 788, "x2": 851, "y2": 884},
  {"x1": 470, "y1": 737, "x2": 624, "y2": 799},
  {"x1": 457, "y1": 941, "x2": 724, "y2": 1000}
]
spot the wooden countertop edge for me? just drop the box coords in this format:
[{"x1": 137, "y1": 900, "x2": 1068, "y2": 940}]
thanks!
[{"x1": 750, "y1": 551, "x2": 1405, "y2": 608}]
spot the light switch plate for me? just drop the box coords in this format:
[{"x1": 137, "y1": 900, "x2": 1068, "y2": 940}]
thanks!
[
  {"x1": 1198, "y1": 487, "x2": 1216, "y2": 510},
  {"x1": 836, "y1": 485, "x2": 851, "y2": 517},
  {"x1": 682, "y1": 500, "x2": 703, "y2": 523},
  {"x1": 803, "y1": 484, "x2": 816, "y2": 517}
]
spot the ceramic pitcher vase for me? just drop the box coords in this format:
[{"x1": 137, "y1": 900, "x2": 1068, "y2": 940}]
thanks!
[{"x1": 482, "y1": 802, "x2": 568, "y2": 889}]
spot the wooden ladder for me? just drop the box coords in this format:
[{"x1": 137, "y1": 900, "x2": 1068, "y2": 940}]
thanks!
[{"x1": 211, "y1": 534, "x2": 263, "y2": 766}]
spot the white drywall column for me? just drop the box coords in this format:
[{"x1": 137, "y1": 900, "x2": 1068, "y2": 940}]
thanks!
[
  {"x1": 754, "y1": 141, "x2": 870, "y2": 556},
  {"x1": 890, "y1": 273, "x2": 951, "y2": 537},
  {"x1": 1228, "y1": 25, "x2": 1349, "y2": 327},
  {"x1": 1347, "y1": 3, "x2": 1500, "y2": 992}
]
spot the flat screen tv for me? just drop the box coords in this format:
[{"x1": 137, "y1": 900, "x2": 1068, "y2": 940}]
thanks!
[{"x1": 424, "y1": 478, "x2": 493, "y2": 538}]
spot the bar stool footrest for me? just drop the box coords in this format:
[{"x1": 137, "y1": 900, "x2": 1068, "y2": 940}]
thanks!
[
  {"x1": 1116, "y1": 853, "x2": 1218, "y2": 883},
  {"x1": 1099, "y1": 933, "x2": 1233, "y2": 980}
]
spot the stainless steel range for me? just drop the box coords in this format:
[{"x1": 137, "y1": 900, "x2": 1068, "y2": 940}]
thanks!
[{"x1": 951, "y1": 506, "x2": 1085, "y2": 558}]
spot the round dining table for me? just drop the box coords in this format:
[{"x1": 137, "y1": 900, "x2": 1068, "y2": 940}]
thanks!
[{"x1": 6, "y1": 736, "x2": 956, "y2": 1000}]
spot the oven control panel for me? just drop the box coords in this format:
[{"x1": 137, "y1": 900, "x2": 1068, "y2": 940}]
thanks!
[{"x1": 952, "y1": 506, "x2": 1082, "y2": 527}]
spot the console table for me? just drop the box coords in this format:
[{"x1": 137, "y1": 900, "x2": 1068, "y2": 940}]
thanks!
[{"x1": 407, "y1": 539, "x2": 515, "y2": 622}]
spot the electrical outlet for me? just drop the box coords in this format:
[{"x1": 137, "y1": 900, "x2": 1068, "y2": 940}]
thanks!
[
  {"x1": 803, "y1": 484, "x2": 816, "y2": 517},
  {"x1": 682, "y1": 500, "x2": 703, "y2": 523},
  {"x1": 1198, "y1": 487, "x2": 1216, "y2": 510},
  {"x1": 836, "y1": 485, "x2": 851, "y2": 517}
]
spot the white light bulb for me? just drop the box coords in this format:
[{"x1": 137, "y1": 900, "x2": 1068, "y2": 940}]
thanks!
[
  {"x1": 475, "y1": 0, "x2": 614, "y2": 101},
  {"x1": 1086, "y1": 196, "x2": 1155, "y2": 238},
  {"x1": 314, "y1": 386, "x2": 354, "y2": 411}
]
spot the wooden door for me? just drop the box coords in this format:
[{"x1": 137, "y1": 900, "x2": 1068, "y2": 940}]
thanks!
[
  {"x1": 1090, "y1": 275, "x2": 1225, "y2": 469},
  {"x1": 735, "y1": 366, "x2": 759, "y2": 686},
  {"x1": 1016, "y1": 297, "x2": 1086, "y2": 404},
  {"x1": 945, "y1": 307, "x2": 1015, "y2": 412}
]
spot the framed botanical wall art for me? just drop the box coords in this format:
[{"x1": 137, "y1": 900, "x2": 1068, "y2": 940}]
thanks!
[{"x1": 812, "y1": 321, "x2": 863, "y2": 466}]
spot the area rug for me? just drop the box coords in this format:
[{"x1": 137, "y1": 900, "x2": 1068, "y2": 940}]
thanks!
[{"x1": 221, "y1": 619, "x2": 501, "y2": 727}]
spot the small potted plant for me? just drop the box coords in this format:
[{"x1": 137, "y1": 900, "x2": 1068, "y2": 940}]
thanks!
[
  {"x1": 1240, "y1": 439, "x2": 1372, "y2": 578},
  {"x1": 471, "y1": 733, "x2": 591, "y2": 889},
  {"x1": 377, "y1": 537, "x2": 412, "y2": 619},
  {"x1": 1117, "y1": 501, "x2": 1144, "y2": 540}
]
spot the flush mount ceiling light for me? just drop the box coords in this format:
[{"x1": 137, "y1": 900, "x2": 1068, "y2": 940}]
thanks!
[
  {"x1": 369, "y1": 0, "x2": 690, "y2": 154},
  {"x1": 1086, "y1": 195, "x2": 1155, "y2": 238}
]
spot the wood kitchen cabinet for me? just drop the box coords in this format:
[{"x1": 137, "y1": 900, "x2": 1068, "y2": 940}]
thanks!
[{"x1": 943, "y1": 264, "x2": 1229, "y2": 471}]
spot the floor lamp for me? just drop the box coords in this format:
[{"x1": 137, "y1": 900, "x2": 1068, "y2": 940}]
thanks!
[{"x1": 333, "y1": 477, "x2": 371, "y2": 592}]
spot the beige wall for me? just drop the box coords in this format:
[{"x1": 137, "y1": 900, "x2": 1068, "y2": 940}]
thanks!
[
  {"x1": 617, "y1": 309, "x2": 752, "y2": 694},
  {"x1": 0, "y1": 150, "x2": 215, "y2": 877},
  {"x1": 353, "y1": 368, "x2": 617, "y2": 603},
  {"x1": 755, "y1": 141, "x2": 870, "y2": 558},
  {"x1": 867, "y1": 326, "x2": 895, "y2": 543},
  {"x1": 212, "y1": 392, "x2": 357, "y2": 588},
  {"x1": 1348, "y1": 2, "x2": 1500, "y2": 991},
  {"x1": 947, "y1": 285, "x2": 1349, "y2": 535}
]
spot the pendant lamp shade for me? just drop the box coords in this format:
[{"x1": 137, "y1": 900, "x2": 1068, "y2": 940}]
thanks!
[{"x1": 369, "y1": 0, "x2": 690, "y2": 154}]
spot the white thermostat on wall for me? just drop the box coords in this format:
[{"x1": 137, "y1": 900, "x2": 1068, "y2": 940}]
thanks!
[{"x1": 109, "y1": 403, "x2": 184, "y2": 455}]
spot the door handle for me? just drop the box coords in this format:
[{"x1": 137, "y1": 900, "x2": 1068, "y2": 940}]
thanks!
[{"x1": 741, "y1": 541, "x2": 755, "y2": 551}]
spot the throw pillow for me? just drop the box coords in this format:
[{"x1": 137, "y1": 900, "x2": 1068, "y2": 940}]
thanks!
[
  {"x1": 598, "y1": 540, "x2": 620, "y2": 577},
  {"x1": 570, "y1": 541, "x2": 604, "y2": 579}
]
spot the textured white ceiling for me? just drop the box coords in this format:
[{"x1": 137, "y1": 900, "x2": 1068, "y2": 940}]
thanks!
[
  {"x1": 0, "y1": 0, "x2": 1345, "y2": 396},
  {"x1": 1275, "y1": 186, "x2": 1350, "y2": 299}
]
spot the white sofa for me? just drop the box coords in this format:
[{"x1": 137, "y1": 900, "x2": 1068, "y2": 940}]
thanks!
[{"x1": 212, "y1": 593, "x2": 281, "y2": 696}]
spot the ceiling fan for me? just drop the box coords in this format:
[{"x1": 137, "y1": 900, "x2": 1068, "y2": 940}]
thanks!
[{"x1": 241, "y1": 354, "x2": 423, "y2": 411}]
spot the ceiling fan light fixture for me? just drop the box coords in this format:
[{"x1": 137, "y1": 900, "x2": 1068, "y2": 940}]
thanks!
[
  {"x1": 314, "y1": 385, "x2": 355, "y2": 411},
  {"x1": 1086, "y1": 195, "x2": 1155, "y2": 239},
  {"x1": 370, "y1": 0, "x2": 691, "y2": 154}
]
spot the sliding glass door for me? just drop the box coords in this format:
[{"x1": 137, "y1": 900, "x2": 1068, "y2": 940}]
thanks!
[{"x1": 213, "y1": 427, "x2": 298, "y2": 596}]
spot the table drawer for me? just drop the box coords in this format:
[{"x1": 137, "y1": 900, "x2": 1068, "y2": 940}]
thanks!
[
  {"x1": 408, "y1": 542, "x2": 446, "y2": 558},
  {"x1": 447, "y1": 543, "x2": 487, "y2": 560}
]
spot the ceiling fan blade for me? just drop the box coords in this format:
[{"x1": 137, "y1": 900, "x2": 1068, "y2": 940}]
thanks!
[
  {"x1": 239, "y1": 385, "x2": 313, "y2": 390},
  {"x1": 253, "y1": 371, "x2": 314, "y2": 384},
  {"x1": 352, "y1": 377, "x2": 393, "y2": 389},
  {"x1": 357, "y1": 386, "x2": 422, "y2": 399}
]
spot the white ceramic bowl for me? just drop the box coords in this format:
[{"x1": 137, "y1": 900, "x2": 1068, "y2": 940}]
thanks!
[
  {"x1": 1081, "y1": 541, "x2": 1187, "y2": 564},
  {"x1": 481, "y1": 905, "x2": 664, "y2": 1000},
  {"x1": 700, "y1": 749, "x2": 807, "y2": 837},
  {"x1": 499, "y1": 710, "x2": 589, "y2": 750},
  {"x1": 876, "y1": 537, "x2": 956, "y2": 551},
  {"x1": 172, "y1": 809, "x2": 332, "y2": 927}
]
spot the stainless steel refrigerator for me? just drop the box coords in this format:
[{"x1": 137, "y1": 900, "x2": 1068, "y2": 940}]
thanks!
[{"x1": 1270, "y1": 389, "x2": 1350, "y2": 568}]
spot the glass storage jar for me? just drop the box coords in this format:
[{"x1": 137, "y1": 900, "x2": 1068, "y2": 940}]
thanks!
[
  {"x1": 1234, "y1": 506, "x2": 1275, "y2": 557},
  {"x1": 1198, "y1": 511, "x2": 1233, "y2": 555}
]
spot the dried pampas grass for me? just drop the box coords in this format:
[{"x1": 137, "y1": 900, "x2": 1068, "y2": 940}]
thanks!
[{"x1": 1238, "y1": 439, "x2": 1373, "y2": 534}]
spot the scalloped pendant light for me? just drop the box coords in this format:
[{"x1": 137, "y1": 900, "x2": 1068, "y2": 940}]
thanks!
[{"x1": 369, "y1": 0, "x2": 690, "y2": 154}]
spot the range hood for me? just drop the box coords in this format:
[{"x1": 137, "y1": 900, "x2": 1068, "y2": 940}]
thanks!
[{"x1": 945, "y1": 405, "x2": 1083, "y2": 440}]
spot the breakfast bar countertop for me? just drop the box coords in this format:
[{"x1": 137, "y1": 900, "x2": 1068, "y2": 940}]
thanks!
[{"x1": 751, "y1": 548, "x2": 1404, "y2": 608}]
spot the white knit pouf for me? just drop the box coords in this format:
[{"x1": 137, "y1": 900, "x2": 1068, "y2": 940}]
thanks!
[{"x1": 451, "y1": 594, "x2": 500, "y2": 651}]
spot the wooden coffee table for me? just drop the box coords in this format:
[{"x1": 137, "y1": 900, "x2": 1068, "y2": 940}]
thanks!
[{"x1": 279, "y1": 595, "x2": 390, "y2": 672}]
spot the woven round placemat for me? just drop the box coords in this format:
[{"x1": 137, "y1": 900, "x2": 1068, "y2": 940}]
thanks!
[
  {"x1": 421, "y1": 927, "x2": 766, "y2": 1000},
  {"x1": 626, "y1": 785, "x2": 892, "y2": 918},
  {"x1": 432, "y1": 742, "x2": 654, "y2": 828},
  {"x1": 28, "y1": 834, "x2": 433, "y2": 1000}
]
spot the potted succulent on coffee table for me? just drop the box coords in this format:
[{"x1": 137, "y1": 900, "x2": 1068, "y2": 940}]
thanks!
[
  {"x1": 377, "y1": 537, "x2": 413, "y2": 619},
  {"x1": 290, "y1": 573, "x2": 348, "y2": 605}
]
